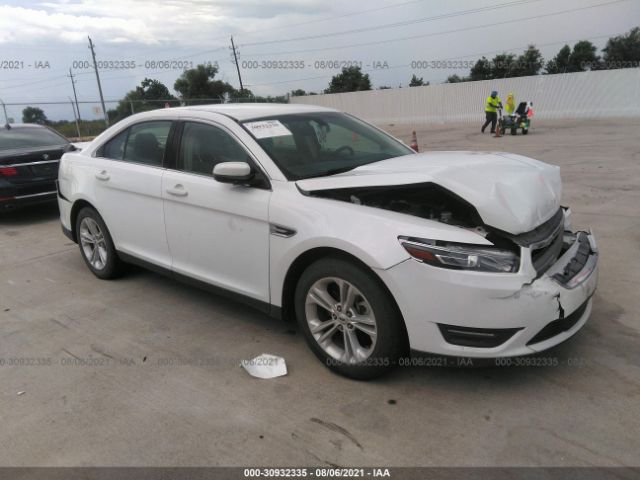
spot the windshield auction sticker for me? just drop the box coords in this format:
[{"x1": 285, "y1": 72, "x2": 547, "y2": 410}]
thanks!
[{"x1": 244, "y1": 120, "x2": 292, "y2": 139}]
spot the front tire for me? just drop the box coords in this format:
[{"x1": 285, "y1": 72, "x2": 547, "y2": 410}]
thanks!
[
  {"x1": 76, "y1": 207, "x2": 124, "y2": 279},
  {"x1": 294, "y1": 257, "x2": 407, "y2": 379}
]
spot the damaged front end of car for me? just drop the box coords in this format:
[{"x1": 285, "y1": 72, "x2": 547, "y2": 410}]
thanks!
[{"x1": 303, "y1": 180, "x2": 598, "y2": 356}]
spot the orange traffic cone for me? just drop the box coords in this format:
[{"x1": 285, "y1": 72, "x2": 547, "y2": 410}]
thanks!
[{"x1": 410, "y1": 131, "x2": 419, "y2": 152}]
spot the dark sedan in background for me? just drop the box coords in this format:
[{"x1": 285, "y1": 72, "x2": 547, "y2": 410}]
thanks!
[{"x1": 0, "y1": 123, "x2": 78, "y2": 211}]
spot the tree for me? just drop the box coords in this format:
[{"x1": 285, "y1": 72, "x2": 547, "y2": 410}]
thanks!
[
  {"x1": 245, "y1": 94, "x2": 287, "y2": 103},
  {"x1": 445, "y1": 74, "x2": 464, "y2": 83},
  {"x1": 378, "y1": 85, "x2": 392, "y2": 90},
  {"x1": 174, "y1": 64, "x2": 236, "y2": 101},
  {"x1": 233, "y1": 88, "x2": 254, "y2": 101},
  {"x1": 290, "y1": 89, "x2": 307, "y2": 96},
  {"x1": 568, "y1": 40, "x2": 600, "y2": 71},
  {"x1": 409, "y1": 74, "x2": 427, "y2": 87},
  {"x1": 325, "y1": 66, "x2": 371, "y2": 93},
  {"x1": 545, "y1": 44, "x2": 571, "y2": 74},
  {"x1": 545, "y1": 41, "x2": 600, "y2": 73},
  {"x1": 468, "y1": 57, "x2": 492, "y2": 81},
  {"x1": 490, "y1": 53, "x2": 518, "y2": 78},
  {"x1": 112, "y1": 78, "x2": 176, "y2": 121},
  {"x1": 22, "y1": 106, "x2": 48, "y2": 125},
  {"x1": 513, "y1": 45, "x2": 543, "y2": 76},
  {"x1": 603, "y1": 27, "x2": 640, "y2": 67}
]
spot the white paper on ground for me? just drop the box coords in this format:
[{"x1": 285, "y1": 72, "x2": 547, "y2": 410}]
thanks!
[
  {"x1": 244, "y1": 120, "x2": 292, "y2": 139},
  {"x1": 241, "y1": 353, "x2": 287, "y2": 379}
]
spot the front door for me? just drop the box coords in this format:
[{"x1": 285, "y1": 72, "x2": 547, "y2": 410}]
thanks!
[{"x1": 162, "y1": 121, "x2": 271, "y2": 302}]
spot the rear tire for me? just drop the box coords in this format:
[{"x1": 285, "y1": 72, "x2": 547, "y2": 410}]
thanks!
[
  {"x1": 522, "y1": 128, "x2": 529, "y2": 135},
  {"x1": 294, "y1": 257, "x2": 407, "y2": 379},
  {"x1": 75, "y1": 207, "x2": 125, "y2": 280},
  {"x1": 511, "y1": 127, "x2": 517, "y2": 135}
]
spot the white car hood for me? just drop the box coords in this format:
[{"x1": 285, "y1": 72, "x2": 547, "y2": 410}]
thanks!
[{"x1": 296, "y1": 151, "x2": 562, "y2": 235}]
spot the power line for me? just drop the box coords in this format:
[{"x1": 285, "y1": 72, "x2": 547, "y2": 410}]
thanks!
[
  {"x1": 245, "y1": 31, "x2": 626, "y2": 88},
  {"x1": 0, "y1": 74, "x2": 69, "y2": 90},
  {"x1": 2, "y1": 28, "x2": 627, "y2": 103},
  {"x1": 177, "y1": 0, "x2": 432, "y2": 45},
  {"x1": 0, "y1": 0, "x2": 629, "y2": 98},
  {"x1": 241, "y1": 0, "x2": 542, "y2": 47},
  {"x1": 242, "y1": 0, "x2": 630, "y2": 58},
  {"x1": 234, "y1": 0, "x2": 430, "y2": 39}
]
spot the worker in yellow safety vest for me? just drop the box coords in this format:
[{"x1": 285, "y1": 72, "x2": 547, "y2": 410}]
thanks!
[
  {"x1": 505, "y1": 92, "x2": 516, "y2": 115},
  {"x1": 481, "y1": 90, "x2": 503, "y2": 134}
]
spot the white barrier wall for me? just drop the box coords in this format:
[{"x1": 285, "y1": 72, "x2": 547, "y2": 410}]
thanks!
[{"x1": 290, "y1": 69, "x2": 640, "y2": 125}]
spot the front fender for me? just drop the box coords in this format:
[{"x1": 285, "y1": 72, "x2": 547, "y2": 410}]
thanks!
[{"x1": 268, "y1": 183, "x2": 490, "y2": 307}]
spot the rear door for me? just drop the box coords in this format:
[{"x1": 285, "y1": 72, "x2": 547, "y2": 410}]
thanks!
[
  {"x1": 92, "y1": 120, "x2": 173, "y2": 268},
  {"x1": 162, "y1": 120, "x2": 271, "y2": 302}
]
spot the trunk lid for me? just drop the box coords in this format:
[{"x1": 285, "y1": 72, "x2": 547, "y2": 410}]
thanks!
[{"x1": 0, "y1": 145, "x2": 66, "y2": 182}]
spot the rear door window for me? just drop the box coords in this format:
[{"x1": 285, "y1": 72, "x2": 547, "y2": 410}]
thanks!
[
  {"x1": 101, "y1": 130, "x2": 127, "y2": 160},
  {"x1": 123, "y1": 121, "x2": 172, "y2": 166}
]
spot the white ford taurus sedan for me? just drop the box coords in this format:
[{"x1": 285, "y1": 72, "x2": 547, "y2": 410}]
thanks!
[{"x1": 57, "y1": 104, "x2": 598, "y2": 378}]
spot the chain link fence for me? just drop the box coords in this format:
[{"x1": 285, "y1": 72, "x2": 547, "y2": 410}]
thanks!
[{"x1": 0, "y1": 96, "x2": 288, "y2": 140}]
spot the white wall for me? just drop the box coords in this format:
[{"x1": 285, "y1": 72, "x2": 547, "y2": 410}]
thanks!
[{"x1": 290, "y1": 69, "x2": 640, "y2": 125}]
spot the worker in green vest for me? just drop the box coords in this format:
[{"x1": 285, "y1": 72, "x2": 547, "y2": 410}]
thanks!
[{"x1": 481, "y1": 90, "x2": 503, "y2": 134}]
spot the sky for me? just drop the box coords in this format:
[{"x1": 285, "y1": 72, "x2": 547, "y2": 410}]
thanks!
[{"x1": 0, "y1": 0, "x2": 638, "y2": 121}]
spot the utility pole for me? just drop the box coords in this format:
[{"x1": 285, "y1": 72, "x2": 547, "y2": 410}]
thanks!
[
  {"x1": 68, "y1": 68, "x2": 82, "y2": 136},
  {"x1": 88, "y1": 36, "x2": 109, "y2": 127},
  {"x1": 69, "y1": 97, "x2": 81, "y2": 138},
  {"x1": 230, "y1": 36, "x2": 244, "y2": 94},
  {"x1": 0, "y1": 98, "x2": 8, "y2": 125}
]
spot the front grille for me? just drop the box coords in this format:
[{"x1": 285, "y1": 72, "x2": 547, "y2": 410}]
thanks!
[
  {"x1": 497, "y1": 208, "x2": 565, "y2": 276},
  {"x1": 526, "y1": 298, "x2": 590, "y2": 346},
  {"x1": 438, "y1": 324, "x2": 522, "y2": 348},
  {"x1": 531, "y1": 227, "x2": 564, "y2": 275},
  {"x1": 509, "y1": 208, "x2": 564, "y2": 247}
]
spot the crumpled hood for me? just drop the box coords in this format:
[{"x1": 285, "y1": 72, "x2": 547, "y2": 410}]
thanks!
[{"x1": 296, "y1": 151, "x2": 562, "y2": 235}]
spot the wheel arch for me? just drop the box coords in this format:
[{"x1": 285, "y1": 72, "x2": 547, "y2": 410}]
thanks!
[
  {"x1": 69, "y1": 199, "x2": 99, "y2": 243},
  {"x1": 280, "y1": 247, "x2": 409, "y2": 349}
]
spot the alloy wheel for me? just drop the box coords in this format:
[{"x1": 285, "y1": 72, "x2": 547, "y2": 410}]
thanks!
[
  {"x1": 79, "y1": 217, "x2": 108, "y2": 270},
  {"x1": 305, "y1": 277, "x2": 377, "y2": 364}
]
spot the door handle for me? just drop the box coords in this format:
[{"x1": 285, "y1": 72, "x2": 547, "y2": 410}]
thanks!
[
  {"x1": 95, "y1": 170, "x2": 110, "y2": 181},
  {"x1": 166, "y1": 184, "x2": 188, "y2": 197}
]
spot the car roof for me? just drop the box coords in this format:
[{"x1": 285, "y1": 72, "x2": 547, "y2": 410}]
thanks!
[{"x1": 169, "y1": 103, "x2": 338, "y2": 121}]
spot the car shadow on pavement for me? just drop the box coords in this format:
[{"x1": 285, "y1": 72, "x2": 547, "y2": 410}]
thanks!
[{"x1": 0, "y1": 202, "x2": 59, "y2": 226}]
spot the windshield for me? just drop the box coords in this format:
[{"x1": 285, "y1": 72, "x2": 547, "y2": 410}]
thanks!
[
  {"x1": 242, "y1": 112, "x2": 413, "y2": 180},
  {"x1": 0, "y1": 126, "x2": 69, "y2": 151}
]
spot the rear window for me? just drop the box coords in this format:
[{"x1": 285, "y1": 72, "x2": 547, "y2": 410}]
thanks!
[{"x1": 0, "y1": 126, "x2": 69, "y2": 151}]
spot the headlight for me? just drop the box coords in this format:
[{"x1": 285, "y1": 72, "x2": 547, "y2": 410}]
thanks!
[{"x1": 399, "y1": 237, "x2": 520, "y2": 273}]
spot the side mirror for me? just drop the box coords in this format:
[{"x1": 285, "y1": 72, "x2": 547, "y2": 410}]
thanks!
[{"x1": 212, "y1": 161, "x2": 253, "y2": 184}]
